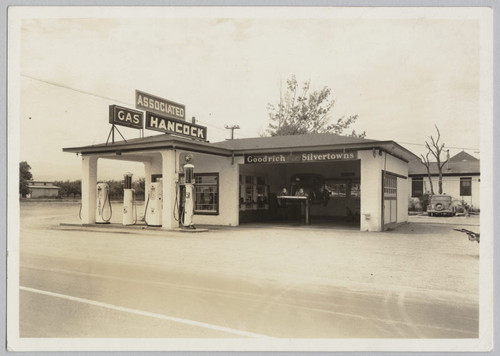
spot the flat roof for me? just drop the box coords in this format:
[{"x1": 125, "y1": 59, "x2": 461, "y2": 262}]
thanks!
[
  {"x1": 63, "y1": 132, "x2": 419, "y2": 163},
  {"x1": 63, "y1": 134, "x2": 232, "y2": 156}
]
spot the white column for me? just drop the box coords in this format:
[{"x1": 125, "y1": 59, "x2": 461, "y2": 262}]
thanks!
[
  {"x1": 228, "y1": 160, "x2": 241, "y2": 226},
  {"x1": 81, "y1": 155, "x2": 98, "y2": 224},
  {"x1": 359, "y1": 150, "x2": 383, "y2": 232},
  {"x1": 161, "y1": 150, "x2": 178, "y2": 229}
]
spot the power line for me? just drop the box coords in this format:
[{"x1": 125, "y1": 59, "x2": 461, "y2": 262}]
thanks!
[
  {"x1": 22, "y1": 74, "x2": 132, "y2": 106},
  {"x1": 22, "y1": 74, "x2": 474, "y2": 147},
  {"x1": 398, "y1": 141, "x2": 479, "y2": 151},
  {"x1": 21, "y1": 73, "x2": 252, "y2": 138},
  {"x1": 224, "y1": 124, "x2": 240, "y2": 140}
]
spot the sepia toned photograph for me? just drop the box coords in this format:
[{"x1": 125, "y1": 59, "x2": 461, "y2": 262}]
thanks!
[{"x1": 6, "y1": 5, "x2": 494, "y2": 352}]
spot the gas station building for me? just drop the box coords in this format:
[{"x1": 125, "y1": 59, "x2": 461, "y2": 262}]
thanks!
[{"x1": 63, "y1": 132, "x2": 417, "y2": 232}]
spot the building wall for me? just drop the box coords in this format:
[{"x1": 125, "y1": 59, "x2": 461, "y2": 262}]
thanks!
[
  {"x1": 408, "y1": 175, "x2": 480, "y2": 209},
  {"x1": 359, "y1": 150, "x2": 383, "y2": 231},
  {"x1": 359, "y1": 150, "x2": 408, "y2": 231},
  {"x1": 29, "y1": 188, "x2": 59, "y2": 198},
  {"x1": 180, "y1": 151, "x2": 240, "y2": 226}
]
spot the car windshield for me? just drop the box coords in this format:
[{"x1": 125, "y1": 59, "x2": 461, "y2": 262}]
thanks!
[{"x1": 431, "y1": 196, "x2": 451, "y2": 201}]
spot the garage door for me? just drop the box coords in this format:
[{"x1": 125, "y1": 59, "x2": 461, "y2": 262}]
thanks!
[{"x1": 383, "y1": 173, "x2": 397, "y2": 226}]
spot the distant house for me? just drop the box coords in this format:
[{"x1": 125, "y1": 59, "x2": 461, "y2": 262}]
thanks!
[
  {"x1": 408, "y1": 151, "x2": 480, "y2": 209},
  {"x1": 27, "y1": 181, "x2": 60, "y2": 198}
]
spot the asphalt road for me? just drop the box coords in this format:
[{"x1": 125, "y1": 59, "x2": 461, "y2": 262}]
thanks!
[{"x1": 18, "y1": 201, "x2": 479, "y2": 339}]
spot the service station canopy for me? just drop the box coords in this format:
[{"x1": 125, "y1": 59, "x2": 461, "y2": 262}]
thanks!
[{"x1": 63, "y1": 133, "x2": 419, "y2": 167}]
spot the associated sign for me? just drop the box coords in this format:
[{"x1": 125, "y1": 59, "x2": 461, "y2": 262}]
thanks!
[
  {"x1": 244, "y1": 151, "x2": 357, "y2": 164},
  {"x1": 109, "y1": 105, "x2": 144, "y2": 130},
  {"x1": 136, "y1": 90, "x2": 185, "y2": 121},
  {"x1": 145, "y1": 112, "x2": 207, "y2": 141}
]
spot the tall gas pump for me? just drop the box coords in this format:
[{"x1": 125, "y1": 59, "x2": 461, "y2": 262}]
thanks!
[
  {"x1": 96, "y1": 182, "x2": 112, "y2": 224},
  {"x1": 145, "y1": 178, "x2": 162, "y2": 227},
  {"x1": 182, "y1": 163, "x2": 195, "y2": 228},
  {"x1": 122, "y1": 173, "x2": 136, "y2": 225}
]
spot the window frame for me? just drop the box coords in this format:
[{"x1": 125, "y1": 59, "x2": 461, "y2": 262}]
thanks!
[
  {"x1": 460, "y1": 177, "x2": 472, "y2": 197},
  {"x1": 411, "y1": 177, "x2": 424, "y2": 197},
  {"x1": 180, "y1": 172, "x2": 219, "y2": 215}
]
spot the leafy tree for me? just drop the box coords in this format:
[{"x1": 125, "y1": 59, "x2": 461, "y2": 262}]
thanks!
[
  {"x1": 266, "y1": 75, "x2": 365, "y2": 137},
  {"x1": 133, "y1": 178, "x2": 145, "y2": 200},
  {"x1": 54, "y1": 180, "x2": 81, "y2": 198},
  {"x1": 19, "y1": 161, "x2": 33, "y2": 197}
]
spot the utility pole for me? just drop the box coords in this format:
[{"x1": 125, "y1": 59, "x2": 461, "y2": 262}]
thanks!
[{"x1": 225, "y1": 124, "x2": 240, "y2": 140}]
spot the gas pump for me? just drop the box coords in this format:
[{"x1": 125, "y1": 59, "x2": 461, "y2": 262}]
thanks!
[
  {"x1": 96, "y1": 182, "x2": 112, "y2": 224},
  {"x1": 182, "y1": 163, "x2": 195, "y2": 228},
  {"x1": 122, "y1": 173, "x2": 136, "y2": 225},
  {"x1": 145, "y1": 178, "x2": 162, "y2": 227}
]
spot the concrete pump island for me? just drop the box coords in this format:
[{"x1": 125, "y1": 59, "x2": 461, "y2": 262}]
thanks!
[{"x1": 63, "y1": 89, "x2": 418, "y2": 232}]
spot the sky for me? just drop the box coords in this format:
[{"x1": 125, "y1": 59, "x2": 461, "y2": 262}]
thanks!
[{"x1": 13, "y1": 7, "x2": 484, "y2": 181}]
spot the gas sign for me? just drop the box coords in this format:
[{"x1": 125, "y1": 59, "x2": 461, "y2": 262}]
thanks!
[{"x1": 109, "y1": 105, "x2": 144, "y2": 130}]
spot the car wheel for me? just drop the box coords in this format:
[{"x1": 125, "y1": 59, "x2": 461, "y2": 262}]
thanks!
[{"x1": 428, "y1": 212, "x2": 431, "y2": 216}]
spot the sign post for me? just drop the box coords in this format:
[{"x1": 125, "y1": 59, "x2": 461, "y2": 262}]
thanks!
[{"x1": 107, "y1": 105, "x2": 145, "y2": 145}]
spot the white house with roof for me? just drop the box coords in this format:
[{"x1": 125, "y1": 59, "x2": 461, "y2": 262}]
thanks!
[{"x1": 408, "y1": 151, "x2": 480, "y2": 210}]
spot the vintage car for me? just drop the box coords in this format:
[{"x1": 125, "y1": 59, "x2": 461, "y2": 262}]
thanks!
[{"x1": 427, "y1": 194, "x2": 456, "y2": 216}]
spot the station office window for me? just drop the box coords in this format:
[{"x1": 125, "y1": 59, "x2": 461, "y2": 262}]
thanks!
[
  {"x1": 460, "y1": 177, "x2": 472, "y2": 196},
  {"x1": 411, "y1": 178, "x2": 424, "y2": 197},
  {"x1": 180, "y1": 173, "x2": 219, "y2": 215}
]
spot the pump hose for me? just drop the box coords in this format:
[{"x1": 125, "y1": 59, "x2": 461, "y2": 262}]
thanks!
[
  {"x1": 173, "y1": 182, "x2": 180, "y2": 222},
  {"x1": 101, "y1": 192, "x2": 112, "y2": 223},
  {"x1": 132, "y1": 190, "x2": 137, "y2": 225},
  {"x1": 143, "y1": 196, "x2": 150, "y2": 226},
  {"x1": 78, "y1": 203, "x2": 82, "y2": 220}
]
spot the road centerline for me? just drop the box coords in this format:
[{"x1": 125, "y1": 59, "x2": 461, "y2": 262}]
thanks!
[{"x1": 20, "y1": 286, "x2": 273, "y2": 339}]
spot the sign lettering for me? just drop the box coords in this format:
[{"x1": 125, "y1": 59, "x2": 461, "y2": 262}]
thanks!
[
  {"x1": 136, "y1": 90, "x2": 185, "y2": 121},
  {"x1": 109, "y1": 105, "x2": 144, "y2": 130},
  {"x1": 244, "y1": 151, "x2": 357, "y2": 164},
  {"x1": 145, "y1": 112, "x2": 207, "y2": 141}
]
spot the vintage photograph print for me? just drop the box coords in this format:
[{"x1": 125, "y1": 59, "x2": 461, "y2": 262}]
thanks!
[{"x1": 6, "y1": 6, "x2": 493, "y2": 352}]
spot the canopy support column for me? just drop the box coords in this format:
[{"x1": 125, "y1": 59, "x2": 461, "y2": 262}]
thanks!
[
  {"x1": 81, "y1": 155, "x2": 98, "y2": 224},
  {"x1": 161, "y1": 150, "x2": 178, "y2": 229}
]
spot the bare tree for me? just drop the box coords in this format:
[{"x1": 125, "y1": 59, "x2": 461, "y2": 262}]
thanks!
[
  {"x1": 419, "y1": 151, "x2": 435, "y2": 195},
  {"x1": 422, "y1": 125, "x2": 448, "y2": 194}
]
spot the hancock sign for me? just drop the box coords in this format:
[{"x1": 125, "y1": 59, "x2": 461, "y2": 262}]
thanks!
[{"x1": 146, "y1": 112, "x2": 207, "y2": 141}]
